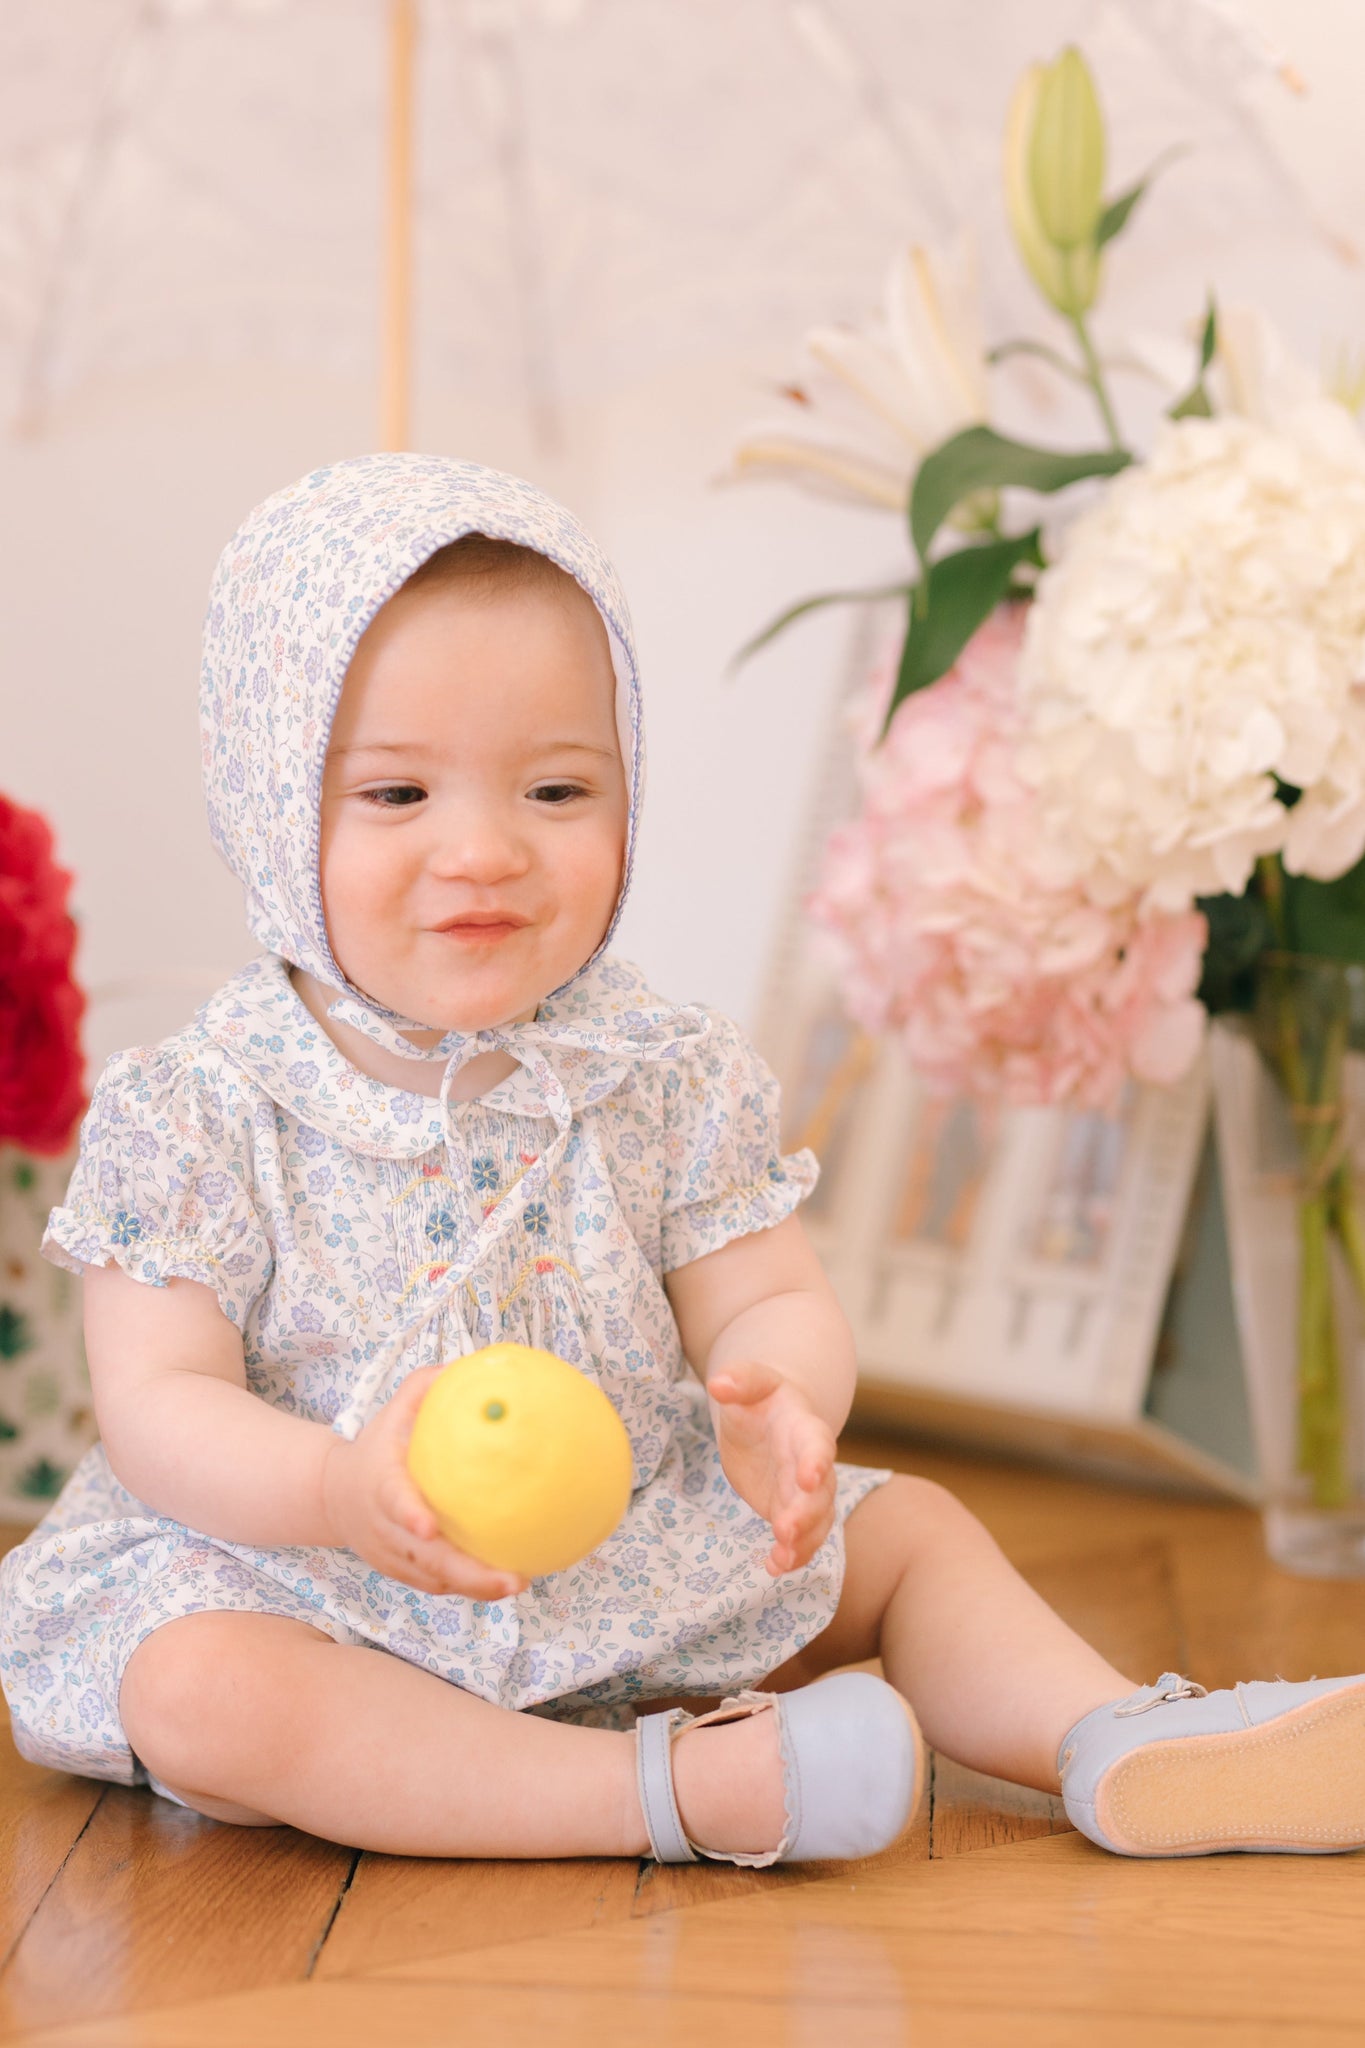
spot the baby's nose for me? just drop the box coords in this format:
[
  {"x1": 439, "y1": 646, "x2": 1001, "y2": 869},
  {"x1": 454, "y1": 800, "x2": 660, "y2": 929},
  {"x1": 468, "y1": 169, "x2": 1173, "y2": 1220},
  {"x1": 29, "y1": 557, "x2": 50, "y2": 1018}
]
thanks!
[{"x1": 429, "y1": 822, "x2": 531, "y2": 882}]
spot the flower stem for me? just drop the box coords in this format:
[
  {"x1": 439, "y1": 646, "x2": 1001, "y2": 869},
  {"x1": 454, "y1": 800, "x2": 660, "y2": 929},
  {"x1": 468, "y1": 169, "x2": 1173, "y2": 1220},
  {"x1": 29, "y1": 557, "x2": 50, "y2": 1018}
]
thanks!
[
  {"x1": 1331, "y1": 1164, "x2": 1365, "y2": 1306},
  {"x1": 1256, "y1": 853, "x2": 1288, "y2": 950},
  {"x1": 1067, "y1": 311, "x2": 1123, "y2": 451},
  {"x1": 1296, "y1": 1190, "x2": 1348, "y2": 1506},
  {"x1": 1267, "y1": 968, "x2": 1353, "y2": 1508}
]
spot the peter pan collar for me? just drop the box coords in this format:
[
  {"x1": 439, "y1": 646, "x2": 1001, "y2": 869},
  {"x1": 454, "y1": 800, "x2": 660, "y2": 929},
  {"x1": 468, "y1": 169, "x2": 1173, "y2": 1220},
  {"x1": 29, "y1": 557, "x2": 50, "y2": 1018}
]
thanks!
[{"x1": 195, "y1": 952, "x2": 709, "y2": 1159}]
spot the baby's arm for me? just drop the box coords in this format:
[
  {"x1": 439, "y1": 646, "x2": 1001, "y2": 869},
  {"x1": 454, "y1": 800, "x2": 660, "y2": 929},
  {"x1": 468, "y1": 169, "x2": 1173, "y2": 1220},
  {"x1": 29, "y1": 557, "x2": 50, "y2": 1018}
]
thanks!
[
  {"x1": 664, "y1": 1213, "x2": 856, "y2": 1574},
  {"x1": 83, "y1": 1264, "x2": 523, "y2": 1598}
]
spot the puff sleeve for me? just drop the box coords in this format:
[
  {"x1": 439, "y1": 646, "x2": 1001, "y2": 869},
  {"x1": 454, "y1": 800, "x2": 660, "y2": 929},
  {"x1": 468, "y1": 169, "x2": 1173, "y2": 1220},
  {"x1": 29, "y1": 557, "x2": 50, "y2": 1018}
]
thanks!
[
  {"x1": 41, "y1": 1040, "x2": 274, "y2": 1328},
  {"x1": 658, "y1": 1010, "x2": 819, "y2": 1273}
]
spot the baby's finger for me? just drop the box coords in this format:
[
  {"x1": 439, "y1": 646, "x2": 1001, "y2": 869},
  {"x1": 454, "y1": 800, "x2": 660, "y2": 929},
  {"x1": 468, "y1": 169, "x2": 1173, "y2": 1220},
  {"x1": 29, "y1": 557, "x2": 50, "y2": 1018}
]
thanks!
[
  {"x1": 433, "y1": 1548, "x2": 529, "y2": 1601},
  {"x1": 376, "y1": 1466, "x2": 439, "y2": 1541},
  {"x1": 392, "y1": 1532, "x2": 524, "y2": 1601},
  {"x1": 709, "y1": 1359, "x2": 783, "y2": 1407},
  {"x1": 796, "y1": 1434, "x2": 836, "y2": 1493},
  {"x1": 772, "y1": 1472, "x2": 836, "y2": 1568},
  {"x1": 388, "y1": 1364, "x2": 445, "y2": 1431}
]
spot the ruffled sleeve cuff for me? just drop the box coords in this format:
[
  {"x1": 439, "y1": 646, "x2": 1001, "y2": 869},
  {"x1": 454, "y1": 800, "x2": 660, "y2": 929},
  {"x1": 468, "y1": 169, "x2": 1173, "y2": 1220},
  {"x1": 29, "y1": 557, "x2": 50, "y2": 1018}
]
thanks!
[{"x1": 659, "y1": 1144, "x2": 819, "y2": 1273}]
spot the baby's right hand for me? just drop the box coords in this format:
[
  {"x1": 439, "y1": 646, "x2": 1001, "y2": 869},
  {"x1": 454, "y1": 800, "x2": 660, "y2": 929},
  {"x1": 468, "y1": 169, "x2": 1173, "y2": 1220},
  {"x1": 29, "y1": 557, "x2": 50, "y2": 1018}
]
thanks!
[{"x1": 320, "y1": 1365, "x2": 528, "y2": 1602}]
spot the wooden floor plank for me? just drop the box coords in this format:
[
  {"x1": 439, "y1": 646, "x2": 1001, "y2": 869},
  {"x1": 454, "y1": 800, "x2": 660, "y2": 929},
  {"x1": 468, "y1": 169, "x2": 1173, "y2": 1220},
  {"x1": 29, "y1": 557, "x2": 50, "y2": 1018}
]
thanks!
[
  {"x1": 0, "y1": 1739, "x2": 103, "y2": 1978},
  {"x1": 12, "y1": 1978, "x2": 1349, "y2": 2048},
  {"x1": 930, "y1": 1757, "x2": 1067, "y2": 1856},
  {"x1": 18, "y1": 1835, "x2": 1365, "y2": 2046},
  {"x1": 376, "y1": 1832, "x2": 1365, "y2": 2027},
  {"x1": 13, "y1": 1985, "x2": 1356, "y2": 2048},
  {"x1": 0, "y1": 1786, "x2": 353, "y2": 2039},
  {"x1": 313, "y1": 1853, "x2": 639, "y2": 1978},
  {"x1": 1025, "y1": 1535, "x2": 1188, "y2": 1682}
]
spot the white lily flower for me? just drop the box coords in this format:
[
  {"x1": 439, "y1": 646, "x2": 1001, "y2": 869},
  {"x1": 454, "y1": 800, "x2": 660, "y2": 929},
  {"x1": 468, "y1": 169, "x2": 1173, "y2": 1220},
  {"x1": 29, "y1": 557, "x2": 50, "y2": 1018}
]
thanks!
[
  {"x1": 1208, "y1": 304, "x2": 1321, "y2": 426},
  {"x1": 728, "y1": 239, "x2": 988, "y2": 511}
]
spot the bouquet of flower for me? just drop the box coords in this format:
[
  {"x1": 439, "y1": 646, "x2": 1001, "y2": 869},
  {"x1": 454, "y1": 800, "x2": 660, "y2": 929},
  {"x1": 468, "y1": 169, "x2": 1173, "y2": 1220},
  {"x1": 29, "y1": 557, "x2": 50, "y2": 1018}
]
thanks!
[
  {"x1": 0, "y1": 793, "x2": 85, "y2": 1158},
  {"x1": 732, "y1": 48, "x2": 1365, "y2": 1510}
]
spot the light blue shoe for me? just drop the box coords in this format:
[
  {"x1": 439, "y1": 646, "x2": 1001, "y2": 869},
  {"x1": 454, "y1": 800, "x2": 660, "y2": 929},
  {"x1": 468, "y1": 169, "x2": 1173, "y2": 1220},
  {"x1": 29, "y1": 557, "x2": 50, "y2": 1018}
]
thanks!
[
  {"x1": 635, "y1": 1669, "x2": 924, "y2": 1867},
  {"x1": 1058, "y1": 1671, "x2": 1365, "y2": 1857}
]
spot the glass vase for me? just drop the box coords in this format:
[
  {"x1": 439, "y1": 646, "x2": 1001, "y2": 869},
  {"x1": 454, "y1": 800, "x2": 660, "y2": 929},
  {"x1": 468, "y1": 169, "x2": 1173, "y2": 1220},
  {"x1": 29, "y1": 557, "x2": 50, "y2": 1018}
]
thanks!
[{"x1": 1213, "y1": 956, "x2": 1365, "y2": 1575}]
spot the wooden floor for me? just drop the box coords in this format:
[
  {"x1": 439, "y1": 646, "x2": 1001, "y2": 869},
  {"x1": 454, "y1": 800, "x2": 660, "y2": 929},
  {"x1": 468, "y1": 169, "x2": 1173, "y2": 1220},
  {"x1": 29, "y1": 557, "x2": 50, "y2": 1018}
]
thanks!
[{"x1": 6, "y1": 1433, "x2": 1365, "y2": 2046}]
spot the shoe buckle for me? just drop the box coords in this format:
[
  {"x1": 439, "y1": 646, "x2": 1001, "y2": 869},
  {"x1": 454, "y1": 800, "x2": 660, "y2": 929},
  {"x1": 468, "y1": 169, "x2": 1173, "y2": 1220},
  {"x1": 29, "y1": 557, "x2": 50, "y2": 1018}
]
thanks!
[{"x1": 1113, "y1": 1675, "x2": 1208, "y2": 1718}]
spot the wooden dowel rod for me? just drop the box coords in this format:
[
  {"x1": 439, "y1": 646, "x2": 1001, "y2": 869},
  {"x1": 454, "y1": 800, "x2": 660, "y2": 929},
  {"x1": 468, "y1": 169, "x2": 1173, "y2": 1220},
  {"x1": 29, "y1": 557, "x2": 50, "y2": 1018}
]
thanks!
[{"x1": 381, "y1": 0, "x2": 417, "y2": 450}]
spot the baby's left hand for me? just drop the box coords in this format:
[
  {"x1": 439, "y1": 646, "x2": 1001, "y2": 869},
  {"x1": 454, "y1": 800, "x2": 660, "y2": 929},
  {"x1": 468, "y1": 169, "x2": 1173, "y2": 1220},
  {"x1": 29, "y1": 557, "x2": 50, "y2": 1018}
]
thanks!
[{"x1": 708, "y1": 1360, "x2": 837, "y2": 1576}]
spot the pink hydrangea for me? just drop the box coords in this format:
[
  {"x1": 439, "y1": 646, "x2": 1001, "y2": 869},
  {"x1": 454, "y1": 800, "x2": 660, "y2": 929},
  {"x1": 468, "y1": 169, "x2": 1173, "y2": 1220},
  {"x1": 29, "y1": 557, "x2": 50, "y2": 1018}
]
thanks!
[{"x1": 806, "y1": 606, "x2": 1209, "y2": 1109}]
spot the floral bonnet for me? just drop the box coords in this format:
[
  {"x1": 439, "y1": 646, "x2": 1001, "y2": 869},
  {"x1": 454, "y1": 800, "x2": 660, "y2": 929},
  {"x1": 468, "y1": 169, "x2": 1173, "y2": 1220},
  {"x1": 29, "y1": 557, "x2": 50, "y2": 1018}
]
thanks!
[{"x1": 199, "y1": 453, "x2": 643, "y2": 1055}]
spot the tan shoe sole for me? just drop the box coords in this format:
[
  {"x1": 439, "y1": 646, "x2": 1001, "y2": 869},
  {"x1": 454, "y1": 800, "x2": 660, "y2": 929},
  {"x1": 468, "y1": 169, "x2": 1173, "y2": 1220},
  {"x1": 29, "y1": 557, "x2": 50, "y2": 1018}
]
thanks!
[
  {"x1": 897, "y1": 1695, "x2": 928, "y2": 1848},
  {"x1": 1094, "y1": 1681, "x2": 1365, "y2": 1856}
]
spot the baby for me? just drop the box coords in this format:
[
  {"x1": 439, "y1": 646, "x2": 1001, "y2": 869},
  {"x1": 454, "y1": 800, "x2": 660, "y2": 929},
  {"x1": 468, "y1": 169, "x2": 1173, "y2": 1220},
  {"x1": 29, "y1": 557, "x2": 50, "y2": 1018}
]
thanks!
[{"x1": 3, "y1": 453, "x2": 1363, "y2": 1867}]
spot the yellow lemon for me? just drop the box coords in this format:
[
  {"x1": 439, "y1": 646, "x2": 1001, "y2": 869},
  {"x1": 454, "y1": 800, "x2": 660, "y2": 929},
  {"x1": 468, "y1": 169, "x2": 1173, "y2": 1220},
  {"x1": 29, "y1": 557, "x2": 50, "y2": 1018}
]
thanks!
[{"x1": 406, "y1": 1342, "x2": 634, "y2": 1578}]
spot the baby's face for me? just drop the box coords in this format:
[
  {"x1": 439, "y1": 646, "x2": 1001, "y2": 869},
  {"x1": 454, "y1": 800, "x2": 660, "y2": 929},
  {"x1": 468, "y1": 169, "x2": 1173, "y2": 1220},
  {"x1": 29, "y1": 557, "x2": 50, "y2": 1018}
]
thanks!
[{"x1": 319, "y1": 573, "x2": 628, "y2": 1034}]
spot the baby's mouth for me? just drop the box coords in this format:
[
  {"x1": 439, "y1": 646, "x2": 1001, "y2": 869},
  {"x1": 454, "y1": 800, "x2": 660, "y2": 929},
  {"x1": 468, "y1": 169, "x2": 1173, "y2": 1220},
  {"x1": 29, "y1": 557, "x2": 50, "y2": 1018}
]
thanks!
[{"x1": 431, "y1": 914, "x2": 530, "y2": 944}]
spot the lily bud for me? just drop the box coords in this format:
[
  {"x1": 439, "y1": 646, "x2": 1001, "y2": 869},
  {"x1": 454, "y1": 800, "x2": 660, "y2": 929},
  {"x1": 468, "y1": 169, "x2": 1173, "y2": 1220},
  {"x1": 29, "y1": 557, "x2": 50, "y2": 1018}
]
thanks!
[
  {"x1": 1029, "y1": 47, "x2": 1106, "y2": 252},
  {"x1": 1004, "y1": 66, "x2": 1069, "y2": 309},
  {"x1": 1003, "y1": 52, "x2": 1102, "y2": 317}
]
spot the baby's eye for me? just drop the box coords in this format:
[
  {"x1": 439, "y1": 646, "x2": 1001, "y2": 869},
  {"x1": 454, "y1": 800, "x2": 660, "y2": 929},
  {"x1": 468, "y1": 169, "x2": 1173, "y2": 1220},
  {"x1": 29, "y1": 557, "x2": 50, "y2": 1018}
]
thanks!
[
  {"x1": 530, "y1": 782, "x2": 586, "y2": 806},
  {"x1": 360, "y1": 784, "x2": 426, "y2": 808}
]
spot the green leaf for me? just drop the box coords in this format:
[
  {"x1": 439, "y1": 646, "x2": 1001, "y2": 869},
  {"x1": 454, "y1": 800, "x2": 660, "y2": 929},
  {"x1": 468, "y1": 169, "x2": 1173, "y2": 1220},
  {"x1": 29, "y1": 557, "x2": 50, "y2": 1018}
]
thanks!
[
  {"x1": 1095, "y1": 179, "x2": 1147, "y2": 249},
  {"x1": 1197, "y1": 889, "x2": 1273, "y2": 1015},
  {"x1": 1094, "y1": 145, "x2": 1187, "y2": 250},
  {"x1": 729, "y1": 582, "x2": 914, "y2": 674},
  {"x1": 909, "y1": 425, "x2": 1130, "y2": 567},
  {"x1": 1169, "y1": 385, "x2": 1213, "y2": 420},
  {"x1": 1283, "y1": 855, "x2": 1365, "y2": 965},
  {"x1": 883, "y1": 530, "x2": 1045, "y2": 734},
  {"x1": 1167, "y1": 295, "x2": 1218, "y2": 421}
]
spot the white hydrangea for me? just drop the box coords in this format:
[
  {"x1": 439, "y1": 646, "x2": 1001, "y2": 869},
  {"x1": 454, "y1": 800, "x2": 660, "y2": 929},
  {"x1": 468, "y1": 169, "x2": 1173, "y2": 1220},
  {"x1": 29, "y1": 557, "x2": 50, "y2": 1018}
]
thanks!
[{"x1": 1017, "y1": 406, "x2": 1365, "y2": 912}]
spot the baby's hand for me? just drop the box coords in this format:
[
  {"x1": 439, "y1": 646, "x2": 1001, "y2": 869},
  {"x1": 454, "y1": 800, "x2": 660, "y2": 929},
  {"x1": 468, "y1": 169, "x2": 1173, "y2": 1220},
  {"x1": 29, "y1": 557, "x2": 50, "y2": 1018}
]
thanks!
[
  {"x1": 320, "y1": 1365, "x2": 528, "y2": 1601},
  {"x1": 708, "y1": 1360, "x2": 837, "y2": 1577}
]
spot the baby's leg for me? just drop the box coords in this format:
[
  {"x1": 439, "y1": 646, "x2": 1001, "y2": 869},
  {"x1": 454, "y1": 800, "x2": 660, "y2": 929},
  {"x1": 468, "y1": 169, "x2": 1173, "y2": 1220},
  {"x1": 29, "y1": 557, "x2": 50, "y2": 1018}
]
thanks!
[
  {"x1": 120, "y1": 1612, "x2": 656, "y2": 1856},
  {"x1": 769, "y1": 1475, "x2": 1135, "y2": 1792}
]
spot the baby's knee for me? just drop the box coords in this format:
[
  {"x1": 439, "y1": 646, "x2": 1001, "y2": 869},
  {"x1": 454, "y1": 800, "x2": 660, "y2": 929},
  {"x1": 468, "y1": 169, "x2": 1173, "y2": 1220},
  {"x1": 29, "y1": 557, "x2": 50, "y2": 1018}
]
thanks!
[
  {"x1": 871, "y1": 1472, "x2": 986, "y2": 1552},
  {"x1": 120, "y1": 1612, "x2": 307, "y2": 1791}
]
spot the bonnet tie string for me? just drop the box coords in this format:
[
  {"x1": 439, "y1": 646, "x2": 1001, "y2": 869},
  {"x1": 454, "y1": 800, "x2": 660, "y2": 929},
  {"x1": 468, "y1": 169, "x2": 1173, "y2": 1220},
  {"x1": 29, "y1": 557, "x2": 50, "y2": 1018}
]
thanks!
[{"x1": 329, "y1": 1005, "x2": 711, "y2": 1440}]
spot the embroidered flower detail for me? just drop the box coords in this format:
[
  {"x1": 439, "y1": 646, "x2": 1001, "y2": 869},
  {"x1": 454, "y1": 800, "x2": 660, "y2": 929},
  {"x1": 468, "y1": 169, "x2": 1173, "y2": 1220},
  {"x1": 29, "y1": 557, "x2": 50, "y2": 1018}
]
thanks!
[
  {"x1": 425, "y1": 1208, "x2": 458, "y2": 1247},
  {"x1": 523, "y1": 1203, "x2": 550, "y2": 1239},
  {"x1": 109, "y1": 1209, "x2": 142, "y2": 1246},
  {"x1": 535, "y1": 1258, "x2": 555, "y2": 1275},
  {"x1": 472, "y1": 1156, "x2": 500, "y2": 1192},
  {"x1": 427, "y1": 1263, "x2": 450, "y2": 1284}
]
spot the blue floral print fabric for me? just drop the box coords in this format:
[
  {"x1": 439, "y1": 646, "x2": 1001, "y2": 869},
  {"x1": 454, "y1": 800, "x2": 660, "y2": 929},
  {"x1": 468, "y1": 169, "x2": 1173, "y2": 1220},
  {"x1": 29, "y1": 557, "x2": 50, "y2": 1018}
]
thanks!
[{"x1": 0, "y1": 454, "x2": 889, "y2": 1785}]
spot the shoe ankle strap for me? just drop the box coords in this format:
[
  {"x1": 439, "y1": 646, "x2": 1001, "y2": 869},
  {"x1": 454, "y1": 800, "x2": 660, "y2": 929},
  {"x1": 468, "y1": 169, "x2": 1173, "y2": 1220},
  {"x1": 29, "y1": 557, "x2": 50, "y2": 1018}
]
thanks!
[{"x1": 636, "y1": 1707, "x2": 697, "y2": 1864}]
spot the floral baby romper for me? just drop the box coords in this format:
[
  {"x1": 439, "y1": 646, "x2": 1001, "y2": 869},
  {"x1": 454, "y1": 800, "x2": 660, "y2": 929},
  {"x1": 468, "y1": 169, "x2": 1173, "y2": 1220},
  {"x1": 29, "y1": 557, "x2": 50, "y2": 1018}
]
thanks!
[{"x1": 0, "y1": 454, "x2": 890, "y2": 1787}]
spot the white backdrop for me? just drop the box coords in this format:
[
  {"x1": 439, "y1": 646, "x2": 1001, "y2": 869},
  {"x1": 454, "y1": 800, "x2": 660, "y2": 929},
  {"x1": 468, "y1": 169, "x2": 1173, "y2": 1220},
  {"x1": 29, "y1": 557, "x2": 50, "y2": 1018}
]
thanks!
[{"x1": 3, "y1": 0, "x2": 1362, "y2": 1071}]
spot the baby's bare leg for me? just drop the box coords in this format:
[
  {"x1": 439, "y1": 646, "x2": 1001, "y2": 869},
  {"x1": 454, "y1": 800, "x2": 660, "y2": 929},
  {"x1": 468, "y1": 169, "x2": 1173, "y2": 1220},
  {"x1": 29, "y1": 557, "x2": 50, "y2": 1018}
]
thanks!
[
  {"x1": 768, "y1": 1475, "x2": 1135, "y2": 1792},
  {"x1": 120, "y1": 1611, "x2": 658, "y2": 1856}
]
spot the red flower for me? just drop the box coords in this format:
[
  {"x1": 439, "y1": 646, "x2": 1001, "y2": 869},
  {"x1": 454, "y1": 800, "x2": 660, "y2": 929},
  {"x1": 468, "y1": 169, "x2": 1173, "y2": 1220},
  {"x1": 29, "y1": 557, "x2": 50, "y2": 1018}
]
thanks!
[{"x1": 0, "y1": 794, "x2": 85, "y2": 1155}]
